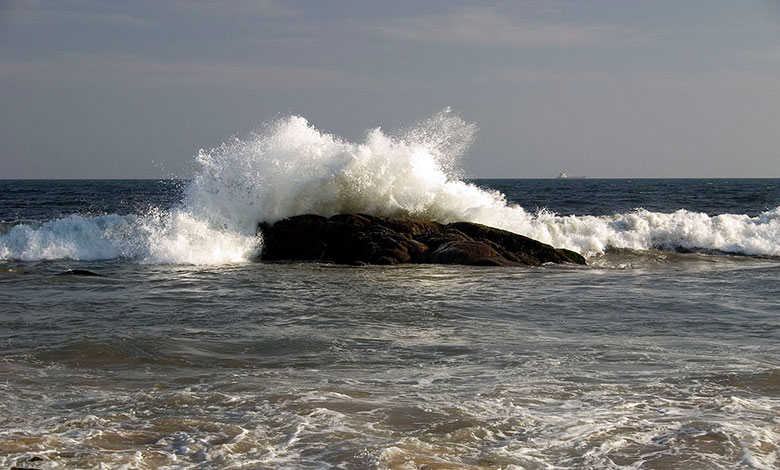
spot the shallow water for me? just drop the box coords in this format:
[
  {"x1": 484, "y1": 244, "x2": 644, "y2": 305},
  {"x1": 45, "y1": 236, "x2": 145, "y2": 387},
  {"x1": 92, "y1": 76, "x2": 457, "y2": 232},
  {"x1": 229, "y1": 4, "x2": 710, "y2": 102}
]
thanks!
[{"x1": 2, "y1": 255, "x2": 778, "y2": 469}]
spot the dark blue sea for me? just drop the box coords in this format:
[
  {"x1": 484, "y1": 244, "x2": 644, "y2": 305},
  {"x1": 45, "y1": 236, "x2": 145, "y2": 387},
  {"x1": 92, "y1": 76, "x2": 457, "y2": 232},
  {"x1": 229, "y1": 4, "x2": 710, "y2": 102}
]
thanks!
[{"x1": 1, "y1": 175, "x2": 778, "y2": 470}]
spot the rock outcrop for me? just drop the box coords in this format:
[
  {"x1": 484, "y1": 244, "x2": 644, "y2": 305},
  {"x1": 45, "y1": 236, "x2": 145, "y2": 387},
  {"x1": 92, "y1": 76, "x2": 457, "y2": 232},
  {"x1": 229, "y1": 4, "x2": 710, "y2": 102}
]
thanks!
[{"x1": 258, "y1": 214, "x2": 586, "y2": 266}]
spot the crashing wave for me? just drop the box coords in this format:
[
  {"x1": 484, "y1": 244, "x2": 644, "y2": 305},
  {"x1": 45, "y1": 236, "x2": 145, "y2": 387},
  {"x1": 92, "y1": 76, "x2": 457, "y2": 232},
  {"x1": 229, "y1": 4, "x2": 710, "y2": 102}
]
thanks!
[{"x1": 1, "y1": 109, "x2": 779, "y2": 263}]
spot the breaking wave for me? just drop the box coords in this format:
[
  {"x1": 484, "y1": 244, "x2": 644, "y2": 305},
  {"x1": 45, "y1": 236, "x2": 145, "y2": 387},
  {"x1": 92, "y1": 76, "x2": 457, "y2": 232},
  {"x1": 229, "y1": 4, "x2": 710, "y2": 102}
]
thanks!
[
  {"x1": 0, "y1": 211, "x2": 256, "y2": 264},
  {"x1": 1, "y1": 108, "x2": 779, "y2": 263}
]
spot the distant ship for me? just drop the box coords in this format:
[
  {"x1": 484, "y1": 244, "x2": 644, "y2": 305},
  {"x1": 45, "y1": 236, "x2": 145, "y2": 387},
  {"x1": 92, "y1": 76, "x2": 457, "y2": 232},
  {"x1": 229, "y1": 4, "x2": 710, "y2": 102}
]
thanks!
[{"x1": 557, "y1": 172, "x2": 586, "y2": 179}]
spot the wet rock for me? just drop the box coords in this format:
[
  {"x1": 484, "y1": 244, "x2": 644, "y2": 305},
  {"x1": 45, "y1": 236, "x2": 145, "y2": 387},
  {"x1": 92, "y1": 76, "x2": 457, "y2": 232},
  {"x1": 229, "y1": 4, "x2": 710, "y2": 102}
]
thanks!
[
  {"x1": 56, "y1": 269, "x2": 103, "y2": 277},
  {"x1": 258, "y1": 214, "x2": 586, "y2": 267},
  {"x1": 430, "y1": 240, "x2": 504, "y2": 265}
]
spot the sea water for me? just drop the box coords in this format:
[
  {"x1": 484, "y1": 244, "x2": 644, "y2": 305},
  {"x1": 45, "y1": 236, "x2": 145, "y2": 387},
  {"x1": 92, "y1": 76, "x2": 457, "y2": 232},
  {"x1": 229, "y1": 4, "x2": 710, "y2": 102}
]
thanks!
[{"x1": 1, "y1": 111, "x2": 778, "y2": 469}]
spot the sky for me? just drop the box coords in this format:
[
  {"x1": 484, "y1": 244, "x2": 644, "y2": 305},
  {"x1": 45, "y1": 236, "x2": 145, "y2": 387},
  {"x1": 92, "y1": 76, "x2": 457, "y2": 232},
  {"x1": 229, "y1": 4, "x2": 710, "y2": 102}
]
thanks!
[{"x1": 2, "y1": 0, "x2": 780, "y2": 179}]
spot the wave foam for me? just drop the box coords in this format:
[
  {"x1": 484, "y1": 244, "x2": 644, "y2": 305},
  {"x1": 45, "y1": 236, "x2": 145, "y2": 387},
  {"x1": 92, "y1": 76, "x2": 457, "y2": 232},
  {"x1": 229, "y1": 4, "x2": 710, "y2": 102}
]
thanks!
[
  {"x1": 486, "y1": 206, "x2": 780, "y2": 258},
  {"x1": 1, "y1": 109, "x2": 779, "y2": 263},
  {"x1": 0, "y1": 210, "x2": 258, "y2": 264},
  {"x1": 184, "y1": 108, "x2": 480, "y2": 226}
]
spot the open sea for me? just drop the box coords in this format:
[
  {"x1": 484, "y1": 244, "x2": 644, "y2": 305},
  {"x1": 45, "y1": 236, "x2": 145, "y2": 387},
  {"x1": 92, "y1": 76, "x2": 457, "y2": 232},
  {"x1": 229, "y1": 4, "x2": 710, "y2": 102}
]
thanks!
[{"x1": 1, "y1": 115, "x2": 779, "y2": 469}]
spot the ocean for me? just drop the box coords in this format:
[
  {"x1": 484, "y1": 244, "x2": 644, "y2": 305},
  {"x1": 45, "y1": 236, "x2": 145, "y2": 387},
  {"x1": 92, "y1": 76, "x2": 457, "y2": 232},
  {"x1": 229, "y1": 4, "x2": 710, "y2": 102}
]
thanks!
[{"x1": 1, "y1": 113, "x2": 779, "y2": 469}]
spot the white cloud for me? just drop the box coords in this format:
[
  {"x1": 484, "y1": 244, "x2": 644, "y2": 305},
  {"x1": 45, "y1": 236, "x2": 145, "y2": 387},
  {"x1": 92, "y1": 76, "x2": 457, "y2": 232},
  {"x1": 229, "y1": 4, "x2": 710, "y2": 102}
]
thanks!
[
  {"x1": 378, "y1": 7, "x2": 618, "y2": 47},
  {"x1": 4, "y1": 0, "x2": 299, "y2": 29},
  {"x1": 0, "y1": 54, "x2": 377, "y2": 91},
  {"x1": 745, "y1": 46, "x2": 780, "y2": 62},
  {"x1": 169, "y1": 0, "x2": 301, "y2": 21},
  {"x1": 476, "y1": 66, "x2": 612, "y2": 83},
  {"x1": 7, "y1": 0, "x2": 153, "y2": 26}
]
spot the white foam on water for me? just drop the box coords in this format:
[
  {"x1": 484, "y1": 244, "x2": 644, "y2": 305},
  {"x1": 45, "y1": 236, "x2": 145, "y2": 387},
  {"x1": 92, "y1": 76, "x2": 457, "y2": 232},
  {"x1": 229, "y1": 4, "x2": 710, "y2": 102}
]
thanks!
[
  {"x1": 2, "y1": 108, "x2": 779, "y2": 264},
  {"x1": 185, "y1": 108, "x2": 780, "y2": 258},
  {"x1": 0, "y1": 210, "x2": 258, "y2": 264},
  {"x1": 2, "y1": 359, "x2": 778, "y2": 469}
]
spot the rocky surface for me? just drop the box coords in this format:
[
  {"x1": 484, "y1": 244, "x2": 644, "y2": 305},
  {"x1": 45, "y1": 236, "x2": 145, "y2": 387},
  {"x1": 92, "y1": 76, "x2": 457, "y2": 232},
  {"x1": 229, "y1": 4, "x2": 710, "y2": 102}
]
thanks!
[{"x1": 258, "y1": 214, "x2": 586, "y2": 266}]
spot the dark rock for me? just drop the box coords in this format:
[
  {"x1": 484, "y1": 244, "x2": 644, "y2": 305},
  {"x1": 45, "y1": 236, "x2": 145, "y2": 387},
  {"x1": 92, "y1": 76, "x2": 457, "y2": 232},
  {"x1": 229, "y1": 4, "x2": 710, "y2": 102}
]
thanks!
[
  {"x1": 431, "y1": 240, "x2": 503, "y2": 265},
  {"x1": 448, "y1": 221, "x2": 586, "y2": 265},
  {"x1": 56, "y1": 269, "x2": 103, "y2": 277},
  {"x1": 258, "y1": 214, "x2": 586, "y2": 267}
]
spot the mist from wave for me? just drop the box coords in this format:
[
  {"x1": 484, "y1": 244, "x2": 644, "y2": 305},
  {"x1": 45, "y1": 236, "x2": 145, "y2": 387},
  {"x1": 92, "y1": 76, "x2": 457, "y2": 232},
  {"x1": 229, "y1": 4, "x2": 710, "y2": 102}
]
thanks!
[{"x1": 1, "y1": 109, "x2": 780, "y2": 264}]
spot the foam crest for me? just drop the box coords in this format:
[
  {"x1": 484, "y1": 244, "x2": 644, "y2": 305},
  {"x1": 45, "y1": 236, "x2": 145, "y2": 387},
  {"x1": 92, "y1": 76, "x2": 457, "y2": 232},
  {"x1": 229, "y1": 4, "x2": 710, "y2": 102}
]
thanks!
[
  {"x1": 1, "y1": 109, "x2": 779, "y2": 263},
  {"x1": 0, "y1": 214, "x2": 134, "y2": 261},
  {"x1": 187, "y1": 109, "x2": 780, "y2": 258},
  {"x1": 0, "y1": 210, "x2": 258, "y2": 264},
  {"x1": 185, "y1": 108, "x2": 480, "y2": 225},
  {"x1": 471, "y1": 206, "x2": 780, "y2": 257}
]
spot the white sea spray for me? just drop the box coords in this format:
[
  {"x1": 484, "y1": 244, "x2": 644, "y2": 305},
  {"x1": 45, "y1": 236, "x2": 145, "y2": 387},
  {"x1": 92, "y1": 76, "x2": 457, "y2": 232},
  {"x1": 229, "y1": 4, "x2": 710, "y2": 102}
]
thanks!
[{"x1": 1, "y1": 109, "x2": 779, "y2": 263}]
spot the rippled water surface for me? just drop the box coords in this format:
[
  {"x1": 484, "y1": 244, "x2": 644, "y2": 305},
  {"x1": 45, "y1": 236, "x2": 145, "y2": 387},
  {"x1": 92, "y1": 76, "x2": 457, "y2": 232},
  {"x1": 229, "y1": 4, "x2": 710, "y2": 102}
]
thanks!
[
  {"x1": 2, "y1": 177, "x2": 780, "y2": 468},
  {"x1": 2, "y1": 256, "x2": 779, "y2": 469}
]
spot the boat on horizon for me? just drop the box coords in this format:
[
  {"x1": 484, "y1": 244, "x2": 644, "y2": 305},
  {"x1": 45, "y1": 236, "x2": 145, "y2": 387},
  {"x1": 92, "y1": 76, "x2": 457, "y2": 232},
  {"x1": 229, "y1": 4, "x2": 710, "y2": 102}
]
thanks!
[{"x1": 557, "y1": 172, "x2": 586, "y2": 179}]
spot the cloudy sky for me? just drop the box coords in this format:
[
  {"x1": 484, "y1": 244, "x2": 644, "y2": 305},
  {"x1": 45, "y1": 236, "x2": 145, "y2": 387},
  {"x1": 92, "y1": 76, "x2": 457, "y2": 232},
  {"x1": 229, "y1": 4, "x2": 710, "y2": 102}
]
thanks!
[{"x1": 2, "y1": 0, "x2": 780, "y2": 178}]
